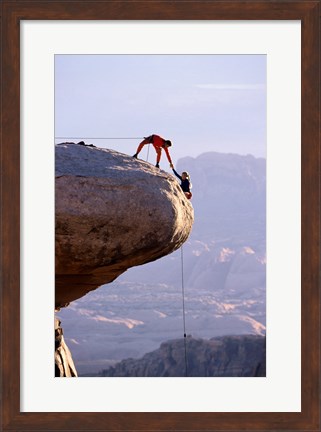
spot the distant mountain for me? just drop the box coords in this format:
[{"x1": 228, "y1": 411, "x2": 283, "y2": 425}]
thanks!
[
  {"x1": 178, "y1": 152, "x2": 266, "y2": 206},
  {"x1": 176, "y1": 152, "x2": 266, "y2": 244},
  {"x1": 98, "y1": 335, "x2": 266, "y2": 377}
]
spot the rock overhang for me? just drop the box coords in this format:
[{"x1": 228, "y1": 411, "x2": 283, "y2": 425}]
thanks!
[{"x1": 55, "y1": 143, "x2": 194, "y2": 308}]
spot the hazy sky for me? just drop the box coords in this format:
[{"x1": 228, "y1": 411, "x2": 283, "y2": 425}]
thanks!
[{"x1": 55, "y1": 55, "x2": 266, "y2": 164}]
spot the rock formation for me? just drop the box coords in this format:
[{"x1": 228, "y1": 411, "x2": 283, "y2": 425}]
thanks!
[
  {"x1": 55, "y1": 318, "x2": 77, "y2": 377},
  {"x1": 55, "y1": 142, "x2": 194, "y2": 308},
  {"x1": 98, "y1": 335, "x2": 266, "y2": 377},
  {"x1": 55, "y1": 142, "x2": 194, "y2": 376}
]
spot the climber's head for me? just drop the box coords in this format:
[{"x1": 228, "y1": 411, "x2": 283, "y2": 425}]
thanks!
[{"x1": 182, "y1": 171, "x2": 190, "y2": 180}]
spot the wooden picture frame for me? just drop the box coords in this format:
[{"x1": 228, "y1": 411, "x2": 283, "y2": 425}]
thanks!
[{"x1": 1, "y1": 1, "x2": 320, "y2": 430}]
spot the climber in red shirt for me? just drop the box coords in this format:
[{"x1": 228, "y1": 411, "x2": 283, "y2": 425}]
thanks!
[{"x1": 133, "y1": 134, "x2": 174, "y2": 169}]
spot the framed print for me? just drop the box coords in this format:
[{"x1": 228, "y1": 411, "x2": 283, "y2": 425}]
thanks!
[{"x1": 1, "y1": 0, "x2": 320, "y2": 431}]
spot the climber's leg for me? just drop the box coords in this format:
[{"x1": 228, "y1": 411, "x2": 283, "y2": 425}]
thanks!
[{"x1": 133, "y1": 138, "x2": 149, "y2": 158}]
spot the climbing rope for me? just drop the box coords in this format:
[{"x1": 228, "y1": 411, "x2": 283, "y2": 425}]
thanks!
[
  {"x1": 181, "y1": 245, "x2": 188, "y2": 377},
  {"x1": 146, "y1": 143, "x2": 150, "y2": 162},
  {"x1": 144, "y1": 144, "x2": 188, "y2": 375},
  {"x1": 55, "y1": 136, "x2": 155, "y2": 165},
  {"x1": 144, "y1": 145, "x2": 188, "y2": 375},
  {"x1": 56, "y1": 136, "x2": 152, "y2": 162}
]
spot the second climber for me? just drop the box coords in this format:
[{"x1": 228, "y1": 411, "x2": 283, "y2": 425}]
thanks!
[{"x1": 172, "y1": 168, "x2": 192, "y2": 200}]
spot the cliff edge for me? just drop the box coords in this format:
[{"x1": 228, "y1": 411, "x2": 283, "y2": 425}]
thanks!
[{"x1": 55, "y1": 142, "x2": 194, "y2": 308}]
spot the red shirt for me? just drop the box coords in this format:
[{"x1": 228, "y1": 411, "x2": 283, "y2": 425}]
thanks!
[{"x1": 148, "y1": 134, "x2": 172, "y2": 164}]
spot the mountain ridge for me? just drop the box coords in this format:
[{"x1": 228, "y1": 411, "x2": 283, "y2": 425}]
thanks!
[{"x1": 98, "y1": 334, "x2": 266, "y2": 377}]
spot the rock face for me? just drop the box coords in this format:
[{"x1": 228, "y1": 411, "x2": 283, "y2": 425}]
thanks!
[
  {"x1": 99, "y1": 335, "x2": 266, "y2": 377},
  {"x1": 55, "y1": 143, "x2": 194, "y2": 308},
  {"x1": 55, "y1": 318, "x2": 77, "y2": 377}
]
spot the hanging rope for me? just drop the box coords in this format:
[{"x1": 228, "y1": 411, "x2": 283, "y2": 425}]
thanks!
[
  {"x1": 146, "y1": 143, "x2": 150, "y2": 162},
  {"x1": 181, "y1": 245, "x2": 188, "y2": 377}
]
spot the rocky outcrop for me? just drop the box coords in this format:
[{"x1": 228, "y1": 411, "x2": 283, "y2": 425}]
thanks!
[
  {"x1": 55, "y1": 143, "x2": 194, "y2": 308},
  {"x1": 98, "y1": 335, "x2": 266, "y2": 377},
  {"x1": 55, "y1": 318, "x2": 77, "y2": 377}
]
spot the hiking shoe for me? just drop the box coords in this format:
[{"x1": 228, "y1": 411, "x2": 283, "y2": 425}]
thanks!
[
  {"x1": 133, "y1": 153, "x2": 138, "y2": 159},
  {"x1": 155, "y1": 163, "x2": 160, "y2": 168}
]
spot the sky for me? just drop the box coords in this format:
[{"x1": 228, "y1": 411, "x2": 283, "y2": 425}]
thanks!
[{"x1": 55, "y1": 55, "x2": 266, "y2": 165}]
